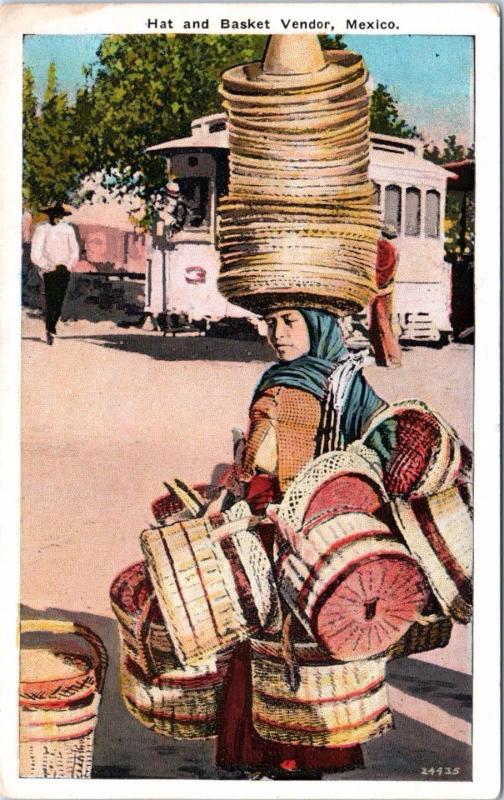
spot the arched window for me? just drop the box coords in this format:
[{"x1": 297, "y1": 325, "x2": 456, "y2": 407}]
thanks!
[
  {"x1": 384, "y1": 185, "x2": 401, "y2": 235},
  {"x1": 372, "y1": 181, "x2": 381, "y2": 207},
  {"x1": 405, "y1": 187, "x2": 421, "y2": 236},
  {"x1": 425, "y1": 190, "x2": 441, "y2": 238}
]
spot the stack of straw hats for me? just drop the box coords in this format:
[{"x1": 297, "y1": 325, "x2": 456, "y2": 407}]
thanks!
[{"x1": 217, "y1": 34, "x2": 381, "y2": 316}]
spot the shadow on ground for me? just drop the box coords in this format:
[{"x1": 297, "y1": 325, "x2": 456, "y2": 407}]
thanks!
[
  {"x1": 20, "y1": 605, "x2": 472, "y2": 782},
  {"x1": 22, "y1": 333, "x2": 274, "y2": 363},
  {"x1": 20, "y1": 604, "x2": 229, "y2": 780}
]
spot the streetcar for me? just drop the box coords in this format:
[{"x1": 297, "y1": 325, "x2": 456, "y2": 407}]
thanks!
[{"x1": 147, "y1": 113, "x2": 456, "y2": 342}]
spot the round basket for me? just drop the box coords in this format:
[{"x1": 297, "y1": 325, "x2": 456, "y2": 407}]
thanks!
[
  {"x1": 274, "y1": 446, "x2": 429, "y2": 660},
  {"x1": 250, "y1": 636, "x2": 393, "y2": 748},
  {"x1": 19, "y1": 619, "x2": 108, "y2": 778},
  {"x1": 361, "y1": 400, "x2": 473, "y2": 624},
  {"x1": 110, "y1": 561, "x2": 232, "y2": 739}
]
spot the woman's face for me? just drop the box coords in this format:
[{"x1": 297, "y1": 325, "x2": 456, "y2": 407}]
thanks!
[{"x1": 264, "y1": 309, "x2": 310, "y2": 362}]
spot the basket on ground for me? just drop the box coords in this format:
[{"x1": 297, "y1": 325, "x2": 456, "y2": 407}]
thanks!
[{"x1": 19, "y1": 619, "x2": 108, "y2": 778}]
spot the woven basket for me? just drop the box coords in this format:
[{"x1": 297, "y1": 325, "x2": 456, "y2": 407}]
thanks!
[
  {"x1": 19, "y1": 619, "x2": 108, "y2": 778},
  {"x1": 386, "y1": 615, "x2": 452, "y2": 661},
  {"x1": 140, "y1": 515, "x2": 281, "y2": 666},
  {"x1": 361, "y1": 400, "x2": 473, "y2": 623},
  {"x1": 392, "y1": 488, "x2": 473, "y2": 624},
  {"x1": 273, "y1": 446, "x2": 429, "y2": 661},
  {"x1": 361, "y1": 399, "x2": 472, "y2": 499},
  {"x1": 110, "y1": 561, "x2": 232, "y2": 739},
  {"x1": 250, "y1": 636, "x2": 393, "y2": 747}
]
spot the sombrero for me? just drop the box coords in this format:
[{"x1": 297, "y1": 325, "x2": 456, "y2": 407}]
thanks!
[
  {"x1": 40, "y1": 202, "x2": 72, "y2": 218},
  {"x1": 221, "y1": 36, "x2": 365, "y2": 94}
]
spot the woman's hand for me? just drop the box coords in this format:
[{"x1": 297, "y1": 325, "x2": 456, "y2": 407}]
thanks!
[{"x1": 202, "y1": 488, "x2": 228, "y2": 520}]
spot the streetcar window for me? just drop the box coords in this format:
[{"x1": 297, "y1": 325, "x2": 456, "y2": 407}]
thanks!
[
  {"x1": 384, "y1": 185, "x2": 401, "y2": 235},
  {"x1": 405, "y1": 187, "x2": 421, "y2": 237},
  {"x1": 209, "y1": 121, "x2": 226, "y2": 133},
  {"x1": 176, "y1": 177, "x2": 210, "y2": 229},
  {"x1": 425, "y1": 190, "x2": 441, "y2": 238}
]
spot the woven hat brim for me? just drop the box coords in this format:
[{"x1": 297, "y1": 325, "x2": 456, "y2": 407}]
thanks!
[{"x1": 221, "y1": 50, "x2": 364, "y2": 94}]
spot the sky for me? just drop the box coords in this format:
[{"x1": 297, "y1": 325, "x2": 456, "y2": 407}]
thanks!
[{"x1": 23, "y1": 34, "x2": 474, "y2": 148}]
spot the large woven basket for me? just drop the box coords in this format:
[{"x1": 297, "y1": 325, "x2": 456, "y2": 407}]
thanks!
[
  {"x1": 19, "y1": 619, "x2": 108, "y2": 778},
  {"x1": 392, "y1": 487, "x2": 473, "y2": 624},
  {"x1": 250, "y1": 636, "x2": 393, "y2": 747},
  {"x1": 274, "y1": 446, "x2": 429, "y2": 661},
  {"x1": 140, "y1": 515, "x2": 281, "y2": 666},
  {"x1": 110, "y1": 561, "x2": 233, "y2": 739}
]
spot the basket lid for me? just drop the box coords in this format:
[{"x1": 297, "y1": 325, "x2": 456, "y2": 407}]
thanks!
[
  {"x1": 21, "y1": 648, "x2": 91, "y2": 684},
  {"x1": 20, "y1": 648, "x2": 95, "y2": 703}
]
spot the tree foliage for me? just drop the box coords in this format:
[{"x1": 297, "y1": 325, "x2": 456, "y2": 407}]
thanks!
[
  {"x1": 369, "y1": 83, "x2": 419, "y2": 138},
  {"x1": 423, "y1": 135, "x2": 474, "y2": 256},
  {"x1": 81, "y1": 35, "x2": 269, "y2": 209},
  {"x1": 423, "y1": 134, "x2": 474, "y2": 164},
  {"x1": 23, "y1": 63, "x2": 93, "y2": 210}
]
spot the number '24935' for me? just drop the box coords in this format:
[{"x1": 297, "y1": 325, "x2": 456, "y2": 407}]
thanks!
[{"x1": 421, "y1": 767, "x2": 461, "y2": 776}]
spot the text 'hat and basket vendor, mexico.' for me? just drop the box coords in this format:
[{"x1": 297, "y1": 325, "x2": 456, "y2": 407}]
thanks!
[{"x1": 217, "y1": 34, "x2": 381, "y2": 317}]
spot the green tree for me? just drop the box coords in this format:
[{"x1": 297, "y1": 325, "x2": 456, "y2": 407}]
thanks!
[
  {"x1": 22, "y1": 66, "x2": 38, "y2": 208},
  {"x1": 423, "y1": 135, "x2": 474, "y2": 256},
  {"x1": 424, "y1": 134, "x2": 473, "y2": 165},
  {"x1": 23, "y1": 62, "x2": 93, "y2": 211},
  {"x1": 319, "y1": 34, "x2": 346, "y2": 50},
  {"x1": 369, "y1": 83, "x2": 419, "y2": 138},
  {"x1": 84, "y1": 34, "x2": 269, "y2": 214}
]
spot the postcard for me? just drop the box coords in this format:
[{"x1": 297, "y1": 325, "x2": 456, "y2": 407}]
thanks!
[{"x1": 0, "y1": 3, "x2": 500, "y2": 799}]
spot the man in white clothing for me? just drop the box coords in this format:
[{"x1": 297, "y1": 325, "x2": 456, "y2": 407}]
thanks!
[{"x1": 30, "y1": 203, "x2": 80, "y2": 345}]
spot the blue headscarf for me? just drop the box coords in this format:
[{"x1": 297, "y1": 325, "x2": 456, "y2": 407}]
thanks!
[{"x1": 253, "y1": 309, "x2": 384, "y2": 447}]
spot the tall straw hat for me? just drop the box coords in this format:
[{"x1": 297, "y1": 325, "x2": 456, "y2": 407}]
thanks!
[{"x1": 217, "y1": 35, "x2": 379, "y2": 316}]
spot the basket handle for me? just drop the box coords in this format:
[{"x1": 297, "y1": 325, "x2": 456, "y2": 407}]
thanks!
[
  {"x1": 130, "y1": 594, "x2": 160, "y2": 680},
  {"x1": 280, "y1": 612, "x2": 300, "y2": 692},
  {"x1": 20, "y1": 619, "x2": 108, "y2": 694},
  {"x1": 413, "y1": 612, "x2": 446, "y2": 627}
]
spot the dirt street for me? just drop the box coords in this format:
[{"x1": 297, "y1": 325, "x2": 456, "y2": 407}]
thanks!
[{"x1": 20, "y1": 310, "x2": 473, "y2": 779}]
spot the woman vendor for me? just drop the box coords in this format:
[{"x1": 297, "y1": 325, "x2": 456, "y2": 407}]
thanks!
[{"x1": 214, "y1": 306, "x2": 387, "y2": 780}]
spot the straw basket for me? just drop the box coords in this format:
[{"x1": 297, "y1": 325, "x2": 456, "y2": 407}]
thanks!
[
  {"x1": 250, "y1": 637, "x2": 393, "y2": 747},
  {"x1": 140, "y1": 515, "x2": 281, "y2": 666},
  {"x1": 361, "y1": 401, "x2": 473, "y2": 623},
  {"x1": 19, "y1": 619, "x2": 108, "y2": 778},
  {"x1": 110, "y1": 561, "x2": 233, "y2": 739},
  {"x1": 392, "y1": 486, "x2": 473, "y2": 624},
  {"x1": 361, "y1": 399, "x2": 472, "y2": 499},
  {"x1": 274, "y1": 446, "x2": 429, "y2": 660},
  {"x1": 386, "y1": 614, "x2": 452, "y2": 662}
]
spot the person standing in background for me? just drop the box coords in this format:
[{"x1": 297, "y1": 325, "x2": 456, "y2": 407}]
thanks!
[
  {"x1": 368, "y1": 225, "x2": 402, "y2": 367},
  {"x1": 30, "y1": 203, "x2": 79, "y2": 345}
]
